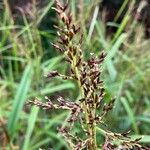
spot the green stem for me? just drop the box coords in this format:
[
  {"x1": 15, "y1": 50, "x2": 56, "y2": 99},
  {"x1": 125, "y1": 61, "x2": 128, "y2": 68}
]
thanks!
[{"x1": 72, "y1": 53, "x2": 97, "y2": 150}]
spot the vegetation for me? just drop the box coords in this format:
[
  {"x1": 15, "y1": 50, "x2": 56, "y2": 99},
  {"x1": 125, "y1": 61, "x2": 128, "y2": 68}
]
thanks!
[{"x1": 0, "y1": 0, "x2": 150, "y2": 149}]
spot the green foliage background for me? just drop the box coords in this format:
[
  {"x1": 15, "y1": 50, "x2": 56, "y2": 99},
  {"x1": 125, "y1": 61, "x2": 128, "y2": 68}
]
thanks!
[{"x1": 0, "y1": 0, "x2": 150, "y2": 149}]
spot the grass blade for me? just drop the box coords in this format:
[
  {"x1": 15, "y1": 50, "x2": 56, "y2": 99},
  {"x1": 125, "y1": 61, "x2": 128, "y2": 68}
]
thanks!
[
  {"x1": 121, "y1": 97, "x2": 139, "y2": 134},
  {"x1": 41, "y1": 82, "x2": 75, "y2": 95},
  {"x1": 23, "y1": 106, "x2": 39, "y2": 150},
  {"x1": 8, "y1": 64, "x2": 33, "y2": 137},
  {"x1": 105, "y1": 34, "x2": 127, "y2": 81},
  {"x1": 87, "y1": 6, "x2": 99, "y2": 42},
  {"x1": 37, "y1": 0, "x2": 55, "y2": 25}
]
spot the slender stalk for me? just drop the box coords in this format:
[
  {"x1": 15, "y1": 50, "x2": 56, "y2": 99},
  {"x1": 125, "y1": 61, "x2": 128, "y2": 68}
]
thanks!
[{"x1": 71, "y1": 49, "x2": 97, "y2": 149}]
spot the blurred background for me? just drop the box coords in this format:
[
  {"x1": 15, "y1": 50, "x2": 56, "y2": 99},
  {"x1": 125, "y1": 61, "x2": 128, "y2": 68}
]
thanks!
[{"x1": 0, "y1": 0, "x2": 150, "y2": 149}]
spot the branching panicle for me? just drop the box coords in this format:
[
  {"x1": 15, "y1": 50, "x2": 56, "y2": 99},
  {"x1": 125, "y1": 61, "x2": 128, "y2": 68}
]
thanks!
[{"x1": 28, "y1": 0, "x2": 147, "y2": 149}]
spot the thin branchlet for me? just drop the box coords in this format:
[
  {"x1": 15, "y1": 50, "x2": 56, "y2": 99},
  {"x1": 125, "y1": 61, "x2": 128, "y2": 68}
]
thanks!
[{"x1": 28, "y1": 0, "x2": 147, "y2": 149}]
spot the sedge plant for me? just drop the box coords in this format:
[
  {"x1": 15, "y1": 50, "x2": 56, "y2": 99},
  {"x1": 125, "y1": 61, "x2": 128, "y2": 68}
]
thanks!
[{"x1": 28, "y1": 0, "x2": 148, "y2": 149}]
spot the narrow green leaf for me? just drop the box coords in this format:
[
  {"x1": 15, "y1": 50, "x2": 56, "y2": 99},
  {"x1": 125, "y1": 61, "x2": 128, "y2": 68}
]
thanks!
[
  {"x1": 37, "y1": 0, "x2": 55, "y2": 25},
  {"x1": 106, "y1": 60, "x2": 117, "y2": 81},
  {"x1": 8, "y1": 64, "x2": 33, "y2": 137},
  {"x1": 23, "y1": 106, "x2": 39, "y2": 150},
  {"x1": 105, "y1": 34, "x2": 127, "y2": 81},
  {"x1": 121, "y1": 97, "x2": 139, "y2": 134},
  {"x1": 42, "y1": 56, "x2": 63, "y2": 72},
  {"x1": 136, "y1": 115, "x2": 150, "y2": 124},
  {"x1": 106, "y1": 33, "x2": 126, "y2": 61},
  {"x1": 41, "y1": 82, "x2": 75, "y2": 95},
  {"x1": 96, "y1": 22, "x2": 108, "y2": 49},
  {"x1": 87, "y1": 6, "x2": 99, "y2": 42}
]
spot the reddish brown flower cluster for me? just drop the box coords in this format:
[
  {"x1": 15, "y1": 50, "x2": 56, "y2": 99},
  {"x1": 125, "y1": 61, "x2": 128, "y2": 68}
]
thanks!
[
  {"x1": 103, "y1": 132, "x2": 149, "y2": 150},
  {"x1": 58, "y1": 126, "x2": 88, "y2": 150},
  {"x1": 28, "y1": 0, "x2": 148, "y2": 150}
]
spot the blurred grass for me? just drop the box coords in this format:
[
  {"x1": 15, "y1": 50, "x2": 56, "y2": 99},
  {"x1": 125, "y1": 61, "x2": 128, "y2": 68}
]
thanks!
[
  {"x1": 8, "y1": 64, "x2": 33, "y2": 137},
  {"x1": 23, "y1": 106, "x2": 39, "y2": 150},
  {"x1": 0, "y1": 0, "x2": 150, "y2": 149}
]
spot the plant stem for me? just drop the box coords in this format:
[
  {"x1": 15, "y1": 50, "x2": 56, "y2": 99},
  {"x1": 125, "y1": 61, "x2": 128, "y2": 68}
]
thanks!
[{"x1": 72, "y1": 52, "x2": 97, "y2": 150}]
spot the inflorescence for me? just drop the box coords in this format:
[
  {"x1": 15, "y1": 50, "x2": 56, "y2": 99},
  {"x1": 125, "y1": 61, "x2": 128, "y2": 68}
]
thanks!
[{"x1": 28, "y1": 1, "x2": 148, "y2": 149}]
